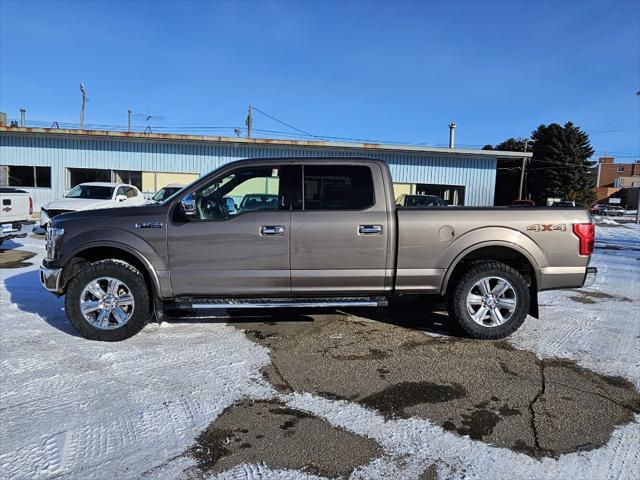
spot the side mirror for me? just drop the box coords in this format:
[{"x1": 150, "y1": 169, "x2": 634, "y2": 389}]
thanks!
[
  {"x1": 225, "y1": 197, "x2": 238, "y2": 215},
  {"x1": 180, "y1": 194, "x2": 196, "y2": 217},
  {"x1": 116, "y1": 194, "x2": 127, "y2": 203}
]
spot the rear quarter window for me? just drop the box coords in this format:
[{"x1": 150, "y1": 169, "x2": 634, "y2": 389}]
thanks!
[{"x1": 303, "y1": 165, "x2": 374, "y2": 210}]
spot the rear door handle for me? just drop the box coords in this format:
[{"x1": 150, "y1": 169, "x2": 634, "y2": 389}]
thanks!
[
  {"x1": 359, "y1": 224, "x2": 383, "y2": 235},
  {"x1": 260, "y1": 225, "x2": 285, "y2": 236}
]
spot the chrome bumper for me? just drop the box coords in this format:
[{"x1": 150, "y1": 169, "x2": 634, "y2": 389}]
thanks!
[
  {"x1": 40, "y1": 265, "x2": 63, "y2": 294},
  {"x1": 583, "y1": 267, "x2": 598, "y2": 288}
]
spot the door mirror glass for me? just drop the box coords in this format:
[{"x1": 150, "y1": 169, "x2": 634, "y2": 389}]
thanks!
[
  {"x1": 225, "y1": 197, "x2": 238, "y2": 215},
  {"x1": 180, "y1": 193, "x2": 196, "y2": 217},
  {"x1": 116, "y1": 194, "x2": 127, "y2": 203}
]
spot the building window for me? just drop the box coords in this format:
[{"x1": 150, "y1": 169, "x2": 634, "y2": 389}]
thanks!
[
  {"x1": 68, "y1": 168, "x2": 111, "y2": 188},
  {"x1": 67, "y1": 168, "x2": 145, "y2": 190},
  {"x1": 303, "y1": 165, "x2": 374, "y2": 210},
  {"x1": 3, "y1": 165, "x2": 51, "y2": 187},
  {"x1": 617, "y1": 167, "x2": 625, "y2": 173}
]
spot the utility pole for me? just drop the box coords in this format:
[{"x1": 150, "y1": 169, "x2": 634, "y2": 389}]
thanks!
[
  {"x1": 518, "y1": 157, "x2": 527, "y2": 200},
  {"x1": 518, "y1": 138, "x2": 529, "y2": 200},
  {"x1": 79, "y1": 83, "x2": 87, "y2": 129},
  {"x1": 636, "y1": 90, "x2": 640, "y2": 225},
  {"x1": 128, "y1": 109, "x2": 132, "y2": 132},
  {"x1": 245, "y1": 105, "x2": 253, "y2": 138}
]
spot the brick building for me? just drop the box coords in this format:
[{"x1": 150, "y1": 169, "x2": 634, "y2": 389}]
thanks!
[{"x1": 592, "y1": 157, "x2": 640, "y2": 202}]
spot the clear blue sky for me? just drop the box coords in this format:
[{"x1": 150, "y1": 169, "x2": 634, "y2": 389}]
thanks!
[{"x1": 1, "y1": 0, "x2": 638, "y2": 159}]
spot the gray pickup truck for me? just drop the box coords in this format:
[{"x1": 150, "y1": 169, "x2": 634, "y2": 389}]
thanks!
[{"x1": 40, "y1": 158, "x2": 596, "y2": 341}]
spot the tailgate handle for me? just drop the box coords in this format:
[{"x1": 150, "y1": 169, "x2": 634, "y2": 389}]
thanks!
[
  {"x1": 260, "y1": 225, "x2": 285, "y2": 236},
  {"x1": 359, "y1": 224, "x2": 383, "y2": 235}
]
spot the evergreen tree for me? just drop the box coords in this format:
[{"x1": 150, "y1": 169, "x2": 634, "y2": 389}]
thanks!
[
  {"x1": 527, "y1": 122, "x2": 595, "y2": 206},
  {"x1": 483, "y1": 138, "x2": 531, "y2": 152},
  {"x1": 484, "y1": 138, "x2": 532, "y2": 205}
]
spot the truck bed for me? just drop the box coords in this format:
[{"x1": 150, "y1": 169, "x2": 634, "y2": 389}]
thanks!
[{"x1": 394, "y1": 206, "x2": 592, "y2": 293}]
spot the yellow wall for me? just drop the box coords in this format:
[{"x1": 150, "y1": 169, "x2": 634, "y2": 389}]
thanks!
[
  {"x1": 156, "y1": 172, "x2": 198, "y2": 189},
  {"x1": 393, "y1": 182, "x2": 414, "y2": 200},
  {"x1": 142, "y1": 172, "x2": 199, "y2": 192},
  {"x1": 142, "y1": 172, "x2": 156, "y2": 192}
]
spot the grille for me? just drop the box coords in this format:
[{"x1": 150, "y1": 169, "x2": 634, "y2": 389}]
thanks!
[{"x1": 45, "y1": 227, "x2": 53, "y2": 258}]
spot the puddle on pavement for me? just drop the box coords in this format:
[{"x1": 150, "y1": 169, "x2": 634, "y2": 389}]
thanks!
[
  {"x1": 569, "y1": 289, "x2": 632, "y2": 303},
  {"x1": 231, "y1": 311, "x2": 640, "y2": 459},
  {"x1": 0, "y1": 249, "x2": 36, "y2": 269},
  {"x1": 189, "y1": 399, "x2": 381, "y2": 477}
]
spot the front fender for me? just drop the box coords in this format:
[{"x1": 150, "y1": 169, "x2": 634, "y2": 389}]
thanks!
[{"x1": 58, "y1": 227, "x2": 168, "y2": 297}]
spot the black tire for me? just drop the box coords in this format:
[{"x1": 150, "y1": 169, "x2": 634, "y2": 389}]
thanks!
[
  {"x1": 447, "y1": 260, "x2": 530, "y2": 339},
  {"x1": 65, "y1": 259, "x2": 151, "y2": 341}
]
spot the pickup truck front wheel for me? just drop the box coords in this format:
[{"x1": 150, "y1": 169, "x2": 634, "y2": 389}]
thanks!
[
  {"x1": 448, "y1": 261, "x2": 530, "y2": 339},
  {"x1": 65, "y1": 260, "x2": 151, "y2": 341}
]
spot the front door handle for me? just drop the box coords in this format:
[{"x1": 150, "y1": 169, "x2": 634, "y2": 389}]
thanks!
[
  {"x1": 260, "y1": 225, "x2": 285, "y2": 236},
  {"x1": 359, "y1": 224, "x2": 383, "y2": 235}
]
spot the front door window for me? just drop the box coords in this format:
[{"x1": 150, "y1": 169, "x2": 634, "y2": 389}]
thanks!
[{"x1": 192, "y1": 166, "x2": 284, "y2": 221}]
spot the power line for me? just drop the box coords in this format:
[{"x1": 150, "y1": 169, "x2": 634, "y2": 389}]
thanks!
[
  {"x1": 251, "y1": 106, "x2": 324, "y2": 140},
  {"x1": 11, "y1": 116, "x2": 640, "y2": 158}
]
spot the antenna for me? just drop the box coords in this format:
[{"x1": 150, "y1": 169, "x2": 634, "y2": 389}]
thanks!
[
  {"x1": 131, "y1": 111, "x2": 166, "y2": 134},
  {"x1": 79, "y1": 83, "x2": 88, "y2": 129},
  {"x1": 246, "y1": 105, "x2": 253, "y2": 138}
]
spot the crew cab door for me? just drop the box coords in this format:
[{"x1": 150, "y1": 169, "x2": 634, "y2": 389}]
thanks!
[
  {"x1": 167, "y1": 164, "x2": 292, "y2": 296},
  {"x1": 290, "y1": 163, "x2": 389, "y2": 294}
]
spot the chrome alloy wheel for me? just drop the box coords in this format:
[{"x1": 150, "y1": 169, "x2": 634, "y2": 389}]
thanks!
[
  {"x1": 466, "y1": 276, "x2": 517, "y2": 327},
  {"x1": 79, "y1": 277, "x2": 135, "y2": 330}
]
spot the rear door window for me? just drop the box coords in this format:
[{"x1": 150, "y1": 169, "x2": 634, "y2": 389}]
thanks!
[{"x1": 302, "y1": 165, "x2": 374, "y2": 210}]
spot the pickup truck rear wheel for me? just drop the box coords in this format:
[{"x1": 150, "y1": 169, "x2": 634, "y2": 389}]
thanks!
[
  {"x1": 65, "y1": 259, "x2": 151, "y2": 341},
  {"x1": 448, "y1": 261, "x2": 529, "y2": 339}
]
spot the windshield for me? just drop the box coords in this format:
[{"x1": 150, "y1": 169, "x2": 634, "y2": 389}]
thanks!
[
  {"x1": 66, "y1": 185, "x2": 114, "y2": 200},
  {"x1": 151, "y1": 187, "x2": 182, "y2": 202}
]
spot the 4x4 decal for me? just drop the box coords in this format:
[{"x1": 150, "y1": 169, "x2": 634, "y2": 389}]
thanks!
[{"x1": 527, "y1": 224, "x2": 566, "y2": 232}]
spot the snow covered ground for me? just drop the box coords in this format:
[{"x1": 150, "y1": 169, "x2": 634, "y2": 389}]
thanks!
[{"x1": 1, "y1": 223, "x2": 639, "y2": 480}]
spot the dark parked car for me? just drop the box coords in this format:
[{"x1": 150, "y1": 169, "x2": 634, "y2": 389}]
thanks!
[
  {"x1": 602, "y1": 205, "x2": 625, "y2": 217},
  {"x1": 510, "y1": 200, "x2": 535, "y2": 207},
  {"x1": 239, "y1": 194, "x2": 278, "y2": 211},
  {"x1": 397, "y1": 194, "x2": 447, "y2": 207},
  {"x1": 551, "y1": 200, "x2": 576, "y2": 208},
  {"x1": 149, "y1": 184, "x2": 184, "y2": 203},
  {"x1": 590, "y1": 204, "x2": 608, "y2": 215}
]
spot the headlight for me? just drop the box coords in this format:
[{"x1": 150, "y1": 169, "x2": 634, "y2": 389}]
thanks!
[{"x1": 45, "y1": 227, "x2": 64, "y2": 259}]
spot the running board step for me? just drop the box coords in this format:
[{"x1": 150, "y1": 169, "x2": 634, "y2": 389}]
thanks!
[{"x1": 181, "y1": 297, "x2": 388, "y2": 310}]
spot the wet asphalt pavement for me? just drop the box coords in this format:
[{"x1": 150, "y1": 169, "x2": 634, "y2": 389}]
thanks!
[{"x1": 184, "y1": 304, "x2": 639, "y2": 477}]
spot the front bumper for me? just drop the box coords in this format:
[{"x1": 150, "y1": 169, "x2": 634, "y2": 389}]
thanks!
[
  {"x1": 583, "y1": 267, "x2": 598, "y2": 288},
  {"x1": 40, "y1": 264, "x2": 63, "y2": 294}
]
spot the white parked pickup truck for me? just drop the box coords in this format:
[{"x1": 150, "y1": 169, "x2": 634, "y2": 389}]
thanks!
[
  {"x1": 0, "y1": 187, "x2": 33, "y2": 245},
  {"x1": 40, "y1": 182, "x2": 146, "y2": 228}
]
